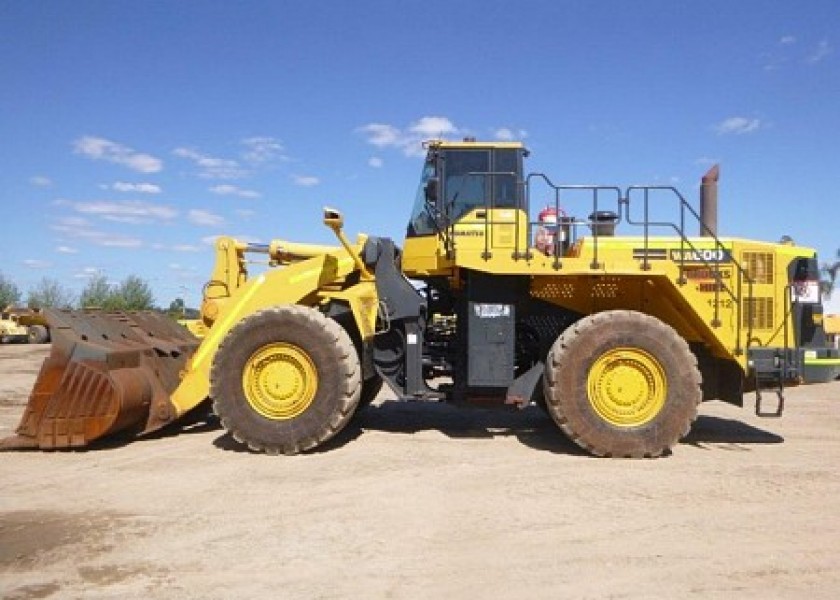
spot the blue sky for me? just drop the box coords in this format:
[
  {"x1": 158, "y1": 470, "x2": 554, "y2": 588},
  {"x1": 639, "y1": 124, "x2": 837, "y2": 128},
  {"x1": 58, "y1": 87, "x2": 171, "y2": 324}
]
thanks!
[{"x1": 1, "y1": 1, "x2": 839, "y2": 313}]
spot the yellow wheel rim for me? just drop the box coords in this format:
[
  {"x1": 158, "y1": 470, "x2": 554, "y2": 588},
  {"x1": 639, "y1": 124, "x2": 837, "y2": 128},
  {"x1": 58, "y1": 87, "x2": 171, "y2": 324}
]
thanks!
[
  {"x1": 587, "y1": 347, "x2": 666, "y2": 427},
  {"x1": 242, "y1": 343, "x2": 317, "y2": 420}
]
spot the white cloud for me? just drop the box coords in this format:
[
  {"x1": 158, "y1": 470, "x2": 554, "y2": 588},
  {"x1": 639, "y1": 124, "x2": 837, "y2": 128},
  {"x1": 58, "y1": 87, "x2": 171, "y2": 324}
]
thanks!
[
  {"x1": 51, "y1": 221, "x2": 143, "y2": 248},
  {"x1": 241, "y1": 136, "x2": 287, "y2": 164},
  {"x1": 235, "y1": 208, "x2": 256, "y2": 219},
  {"x1": 202, "y1": 234, "x2": 261, "y2": 246},
  {"x1": 171, "y1": 244, "x2": 202, "y2": 252},
  {"x1": 368, "y1": 157, "x2": 384, "y2": 168},
  {"x1": 714, "y1": 116, "x2": 762, "y2": 135},
  {"x1": 152, "y1": 243, "x2": 202, "y2": 252},
  {"x1": 694, "y1": 157, "x2": 720, "y2": 166},
  {"x1": 210, "y1": 184, "x2": 261, "y2": 198},
  {"x1": 780, "y1": 35, "x2": 796, "y2": 45},
  {"x1": 493, "y1": 127, "x2": 528, "y2": 141},
  {"x1": 168, "y1": 262, "x2": 200, "y2": 272},
  {"x1": 30, "y1": 175, "x2": 52, "y2": 187},
  {"x1": 292, "y1": 175, "x2": 320, "y2": 187},
  {"x1": 51, "y1": 208, "x2": 148, "y2": 247},
  {"x1": 168, "y1": 262, "x2": 200, "y2": 273},
  {"x1": 74, "y1": 136, "x2": 162, "y2": 173},
  {"x1": 56, "y1": 245, "x2": 78, "y2": 254},
  {"x1": 494, "y1": 128, "x2": 514, "y2": 141},
  {"x1": 358, "y1": 116, "x2": 461, "y2": 157},
  {"x1": 173, "y1": 147, "x2": 246, "y2": 179},
  {"x1": 188, "y1": 209, "x2": 225, "y2": 227},
  {"x1": 112, "y1": 182, "x2": 162, "y2": 194},
  {"x1": 409, "y1": 116, "x2": 458, "y2": 138},
  {"x1": 74, "y1": 267, "x2": 103, "y2": 279},
  {"x1": 360, "y1": 123, "x2": 402, "y2": 148},
  {"x1": 52, "y1": 214, "x2": 92, "y2": 228},
  {"x1": 23, "y1": 259, "x2": 52, "y2": 269},
  {"x1": 806, "y1": 39, "x2": 832, "y2": 64},
  {"x1": 69, "y1": 200, "x2": 178, "y2": 224},
  {"x1": 85, "y1": 233, "x2": 143, "y2": 248}
]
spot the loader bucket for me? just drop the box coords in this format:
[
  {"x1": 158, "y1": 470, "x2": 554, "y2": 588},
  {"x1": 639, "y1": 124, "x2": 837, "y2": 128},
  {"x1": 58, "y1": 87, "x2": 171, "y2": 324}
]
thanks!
[{"x1": 0, "y1": 309, "x2": 200, "y2": 450}]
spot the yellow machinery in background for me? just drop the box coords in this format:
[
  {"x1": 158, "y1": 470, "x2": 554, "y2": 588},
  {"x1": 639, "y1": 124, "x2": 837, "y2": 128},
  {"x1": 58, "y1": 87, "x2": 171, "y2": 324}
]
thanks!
[
  {"x1": 0, "y1": 312, "x2": 29, "y2": 344},
  {"x1": 177, "y1": 318, "x2": 208, "y2": 338},
  {"x1": 0, "y1": 307, "x2": 50, "y2": 344},
  {"x1": 825, "y1": 314, "x2": 840, "y2": 343},
  {"x1": 3, "y1": 140, "x2": 838, "y2": 457}
]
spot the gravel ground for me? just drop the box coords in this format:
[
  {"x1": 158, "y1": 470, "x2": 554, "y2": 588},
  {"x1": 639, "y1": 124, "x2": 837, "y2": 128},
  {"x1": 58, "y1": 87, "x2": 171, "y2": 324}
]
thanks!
[{"x1": 1, "y1": 343, "x2": 839, "y2": 599}]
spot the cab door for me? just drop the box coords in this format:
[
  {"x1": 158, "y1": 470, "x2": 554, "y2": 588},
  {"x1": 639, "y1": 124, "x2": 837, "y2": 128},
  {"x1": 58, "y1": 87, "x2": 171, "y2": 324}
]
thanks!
[{"x1": 445, "y1": 148, "x2": 526, "y2": 257}]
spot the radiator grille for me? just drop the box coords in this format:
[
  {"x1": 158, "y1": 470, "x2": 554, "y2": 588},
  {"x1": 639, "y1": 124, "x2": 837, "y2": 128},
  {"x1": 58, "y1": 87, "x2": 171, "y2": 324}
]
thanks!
[
  {"x1": 741, "y1": 251, "x2": 774, "y2": 284},
  {"x1": 743, "y1": 297, "x2": 775, "y2": 330}
]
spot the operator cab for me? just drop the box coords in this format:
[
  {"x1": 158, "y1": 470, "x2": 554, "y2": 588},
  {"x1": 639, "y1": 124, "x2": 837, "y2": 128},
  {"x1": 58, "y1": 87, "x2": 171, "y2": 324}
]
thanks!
[{"x1": 406, "y1": 139, "x2": 527, "y2": 238}]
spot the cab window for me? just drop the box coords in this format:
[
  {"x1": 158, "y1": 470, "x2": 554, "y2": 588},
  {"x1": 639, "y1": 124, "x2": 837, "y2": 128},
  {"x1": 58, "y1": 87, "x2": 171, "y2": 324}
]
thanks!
[
  {"x1": 444, "y1": 150, "x2": 490, "y2": 220},
  {"x1": 407, "y1": 159, "x2": 438, "y2": 237},
  {"x1": 493, "y1": 149, "x2": 519, "y2": 208}
]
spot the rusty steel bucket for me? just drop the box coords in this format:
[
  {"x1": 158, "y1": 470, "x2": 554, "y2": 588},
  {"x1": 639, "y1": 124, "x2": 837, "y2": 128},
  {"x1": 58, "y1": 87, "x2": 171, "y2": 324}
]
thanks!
[{"x1": 1, "y1": 309, "x2": 200, "y2": 450}]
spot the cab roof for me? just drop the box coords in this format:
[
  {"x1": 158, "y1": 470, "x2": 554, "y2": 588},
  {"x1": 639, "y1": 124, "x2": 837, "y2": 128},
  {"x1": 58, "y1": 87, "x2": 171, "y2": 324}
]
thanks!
[{"x1": 424, "y1": 139, "x2": 526, "y2": 151}]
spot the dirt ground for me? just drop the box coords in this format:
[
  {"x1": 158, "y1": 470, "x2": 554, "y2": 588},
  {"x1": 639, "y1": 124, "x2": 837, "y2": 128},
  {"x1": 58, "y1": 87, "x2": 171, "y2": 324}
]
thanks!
[{"x1": 1, "y1": 343, "x2": 839, "y2": 599}]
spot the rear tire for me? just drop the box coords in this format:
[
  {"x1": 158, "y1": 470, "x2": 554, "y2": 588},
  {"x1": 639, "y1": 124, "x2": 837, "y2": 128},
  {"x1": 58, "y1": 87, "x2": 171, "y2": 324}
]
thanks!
[
  {"x1": 544, "y1": 310, "x2": 701, "y2": 458},
  {"x1": 28, "y1": 325, "x2": 50, "y2": 344},
  {"x1": 211, "y1": 305, "x2": 361, "y2": 455}
]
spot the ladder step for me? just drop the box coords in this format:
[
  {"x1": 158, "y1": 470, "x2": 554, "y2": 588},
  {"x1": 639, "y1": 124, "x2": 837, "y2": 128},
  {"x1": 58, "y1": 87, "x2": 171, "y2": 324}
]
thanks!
[
  {"x1": 754, "y1": 365, "x2": 785, "y2": 418},
  {"x1": 755, "y1": 387, "x2": 784, "y2": 418}
]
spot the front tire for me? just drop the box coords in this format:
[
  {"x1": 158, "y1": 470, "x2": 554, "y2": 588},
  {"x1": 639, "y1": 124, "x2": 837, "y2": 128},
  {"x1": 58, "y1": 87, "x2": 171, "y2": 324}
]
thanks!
[
  {"x1": 211, "y1": 305, "x2": 361, "y2": 455},
  {"x1": 544, "y1": 310, "x2": 701, "y2": 458}
]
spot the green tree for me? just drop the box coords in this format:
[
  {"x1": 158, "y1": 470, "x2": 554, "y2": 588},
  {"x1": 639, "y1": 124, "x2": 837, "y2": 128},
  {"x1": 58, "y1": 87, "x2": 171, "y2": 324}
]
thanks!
[
  {"x1": 27, "y1": 277, "x2": 75, "y2": 309},
  {"x1": 79, "y1": 274, "x2": 112, "y2": 308},
  {"x1": 116, "y1": 275, "x2": 155, "y2": 310},
  {"x1": 821, "y1": 249, "x2": 839, "y2": 300},
  {"x1": 168, "y1": 297, "x2": 186, "y2": 317},
  {"x1": 78, "y1": 273, "x2": 155, "y2": 310},
  {"x1": 0, "y1": 271, "x2": 21, "y2": 308}
]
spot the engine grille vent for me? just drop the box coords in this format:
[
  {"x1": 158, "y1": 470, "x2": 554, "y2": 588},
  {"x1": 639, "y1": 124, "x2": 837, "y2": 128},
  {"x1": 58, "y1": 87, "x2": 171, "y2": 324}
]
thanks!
[
  {"x1": 741, "y1": 251, "x2": 774, "y2": 284},
  {"x1": 743, "y1": 297, "x2": 775, "y2": 330}
]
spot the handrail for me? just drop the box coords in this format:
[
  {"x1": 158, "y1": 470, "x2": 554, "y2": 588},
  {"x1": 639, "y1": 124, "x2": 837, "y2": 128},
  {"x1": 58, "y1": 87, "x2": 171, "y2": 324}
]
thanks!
[
  {"x1": 526, "y1": 173, "x2": 622, "y2": 269},
  {"x1": 443, "y1": 170, "x2": 774, "y2": 356},
  {"x1": 624, "y1": 185, "x2": 755, "y2": 353}
]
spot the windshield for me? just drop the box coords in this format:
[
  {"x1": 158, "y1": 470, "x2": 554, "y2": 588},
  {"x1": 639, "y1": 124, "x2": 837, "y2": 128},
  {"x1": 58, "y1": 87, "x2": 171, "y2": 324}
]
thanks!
[
  {"x1": 406, "y1": 147, "x2": 523, "y2": 238},
  {"x1": 444, "y1": 150, "x2": 490, "y2": 220},
  {"x1": 406, "y1": 159, "x2": 438, "y2": 237}
]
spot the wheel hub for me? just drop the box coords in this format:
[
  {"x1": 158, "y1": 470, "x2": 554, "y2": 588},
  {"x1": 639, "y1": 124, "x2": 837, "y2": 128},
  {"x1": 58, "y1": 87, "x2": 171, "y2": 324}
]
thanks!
[
  {"x1": 242, "y1": 343, "x2": 317, "y2": 419},
  {"x1": 587, "y1": 347, "x2": 666, "y2": 427}
]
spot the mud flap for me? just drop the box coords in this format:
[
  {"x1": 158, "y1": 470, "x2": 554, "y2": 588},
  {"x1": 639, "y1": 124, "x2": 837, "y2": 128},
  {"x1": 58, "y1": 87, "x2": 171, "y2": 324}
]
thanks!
[{"x1": 0, "y1": 309, "x2": 200, "y2": 450}]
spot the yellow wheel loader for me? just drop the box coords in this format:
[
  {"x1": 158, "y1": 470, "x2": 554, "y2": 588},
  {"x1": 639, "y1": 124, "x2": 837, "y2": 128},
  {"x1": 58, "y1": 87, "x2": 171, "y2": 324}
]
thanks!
[
  {"x1": 3, "y1": 307, "x2": 51, "y2": 344},
  {"x1": 3, "y1": 139, "x2": 839, "y2": 457},
  {"x1": 1, "y1": 312, "x2": 30, "y2": 344}
]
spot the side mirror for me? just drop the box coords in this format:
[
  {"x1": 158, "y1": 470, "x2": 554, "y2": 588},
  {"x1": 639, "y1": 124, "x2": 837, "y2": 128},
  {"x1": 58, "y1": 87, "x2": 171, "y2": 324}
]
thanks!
[
  {"x1": 424, "y1": 177, "x2": 439, "y2": 205},
  {"x1": 323, "y1": 206, "x2": 344, "y2": 231}
]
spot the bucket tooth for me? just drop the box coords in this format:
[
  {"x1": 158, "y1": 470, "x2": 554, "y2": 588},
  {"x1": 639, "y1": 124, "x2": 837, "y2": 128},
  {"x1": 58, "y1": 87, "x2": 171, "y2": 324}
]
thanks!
[{"x1": 0, "y1": 309, "x2": 200, "y2": 451}]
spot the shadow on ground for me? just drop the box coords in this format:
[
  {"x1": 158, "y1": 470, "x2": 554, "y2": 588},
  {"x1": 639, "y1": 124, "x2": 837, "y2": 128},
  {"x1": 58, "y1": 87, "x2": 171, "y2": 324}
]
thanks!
[
  {"x1": 0, "y1": 402, "x2": 223, "y2": 454},
  {"x1": 355, "y1": 400, "x2": 586, "y2": 456},
  {"x1": 683, "y1": 414, "x2": 784, "y2": 450},
  {"x1": 214, "y1": 400, "x2": 785, "y2": 457},
  {"x1": 211, "y1": 400, "x2": 585, "y2": 456}
]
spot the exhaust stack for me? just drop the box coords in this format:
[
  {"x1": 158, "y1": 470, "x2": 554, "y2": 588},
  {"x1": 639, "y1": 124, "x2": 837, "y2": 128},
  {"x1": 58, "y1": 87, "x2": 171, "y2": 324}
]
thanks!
[{"x1": 700, "y1": 165, "x2": 719, "y2": 237}]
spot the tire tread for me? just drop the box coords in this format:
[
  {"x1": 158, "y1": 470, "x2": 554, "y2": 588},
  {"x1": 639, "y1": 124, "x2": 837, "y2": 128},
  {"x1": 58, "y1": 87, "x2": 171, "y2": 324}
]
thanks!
[{"x1": 210, "y1": 305, "x2": 361, "y2": 455}]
